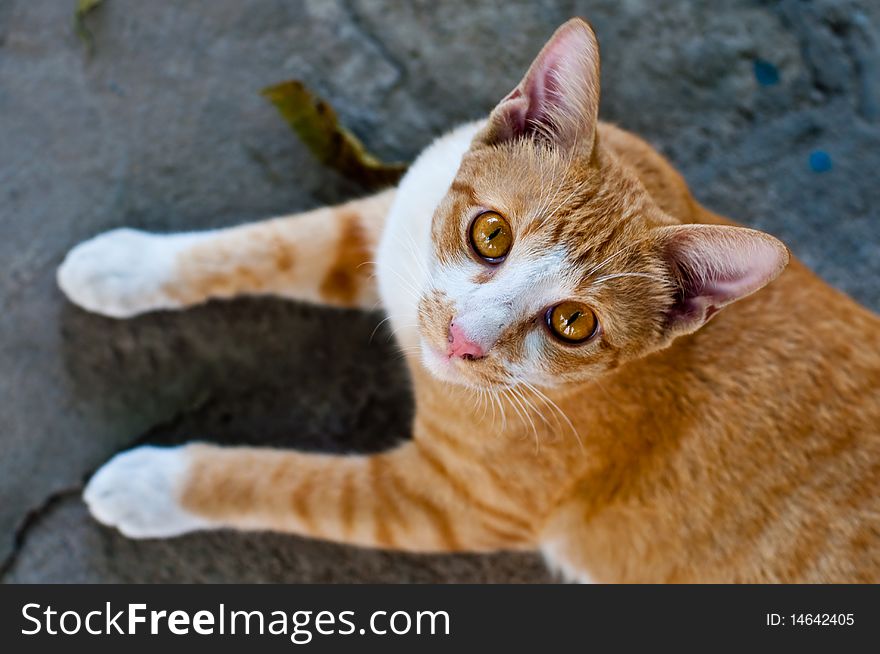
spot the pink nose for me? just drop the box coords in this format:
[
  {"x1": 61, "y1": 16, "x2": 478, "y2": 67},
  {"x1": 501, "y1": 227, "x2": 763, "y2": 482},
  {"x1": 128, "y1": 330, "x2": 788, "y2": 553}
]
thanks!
[{"x1": 447, "y1": 322, "x2": 485, "y2": 360}]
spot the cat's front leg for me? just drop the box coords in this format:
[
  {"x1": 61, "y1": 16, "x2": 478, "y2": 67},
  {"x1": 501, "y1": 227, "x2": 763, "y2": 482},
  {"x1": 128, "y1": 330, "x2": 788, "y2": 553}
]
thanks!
[
  {"x1": 84, "y1": 440, "x2": 537, "y2": 553},
  {"x1": 58, "y1": 189, "x2": 395, "y2": 317}
]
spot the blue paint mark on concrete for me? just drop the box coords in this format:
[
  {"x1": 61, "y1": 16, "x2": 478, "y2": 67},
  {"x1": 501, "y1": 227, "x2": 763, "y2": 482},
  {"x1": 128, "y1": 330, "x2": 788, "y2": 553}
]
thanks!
[
  {"x1": 809, "y1": 150, "x2": 833, "y2": 173},
  {"x1": 754, "y1": 59, "x2": 780, "y2": 86}
]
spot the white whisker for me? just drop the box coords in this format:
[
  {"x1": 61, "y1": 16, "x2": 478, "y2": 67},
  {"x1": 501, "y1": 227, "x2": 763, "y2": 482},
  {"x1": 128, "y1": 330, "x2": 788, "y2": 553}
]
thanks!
[
  {"x1": 591, "y1": 271, "x2": 668, "y2": 287},
  {"x1": 369, "y1": 315, "x2": 394, "y2": 343},
  {"x1": 522, "y1": 380, "x2": 583, "y2": 451},
  {"x1": 508, "y1": 386, "x2": 540, "y2": 453},
  {"x1": 583, "y1": 240, "x2": 644, "y2": 278}
]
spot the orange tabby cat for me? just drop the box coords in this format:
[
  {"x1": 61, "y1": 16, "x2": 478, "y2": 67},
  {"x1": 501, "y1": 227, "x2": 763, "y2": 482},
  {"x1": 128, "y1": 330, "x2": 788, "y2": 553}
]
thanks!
[{"x1": 59, "y1": 18, "x2": 880, "y2": 582}]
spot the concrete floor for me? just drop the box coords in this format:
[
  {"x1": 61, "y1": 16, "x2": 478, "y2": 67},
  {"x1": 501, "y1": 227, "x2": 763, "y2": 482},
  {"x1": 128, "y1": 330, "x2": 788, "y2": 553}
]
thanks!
[{"x1": 1, "y1": 0, "x2": 878, "y2": 582}]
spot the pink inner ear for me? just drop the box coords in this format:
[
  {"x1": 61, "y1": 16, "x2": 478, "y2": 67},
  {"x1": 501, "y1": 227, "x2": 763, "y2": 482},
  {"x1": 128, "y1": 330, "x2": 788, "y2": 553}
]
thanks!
[
  {"x1": 519, "y1": 43, "x2": 569, "y2": 130},
  {"x1": 488, "y1": 19, "x2": 599, "y2": 146},
  {"x1": 664, "y1": 226, "x2": 790, "y2": 327}
]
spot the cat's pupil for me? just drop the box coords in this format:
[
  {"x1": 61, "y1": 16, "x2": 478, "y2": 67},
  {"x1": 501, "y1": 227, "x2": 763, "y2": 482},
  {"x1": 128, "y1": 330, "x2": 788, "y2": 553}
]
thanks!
[
  {"x1": 487, "y1": 227, "x2": 501, "y2": 241},
  {"x1": 566, "y1": 311, "x2": 581, "y2": 327}
]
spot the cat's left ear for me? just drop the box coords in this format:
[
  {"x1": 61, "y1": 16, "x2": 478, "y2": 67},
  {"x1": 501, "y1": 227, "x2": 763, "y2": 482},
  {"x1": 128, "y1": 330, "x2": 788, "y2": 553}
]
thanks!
[
  {"x1": 656, "y1": 224, "x2": 790, "y2": 338},
  {"x1": 475, "y1": 18, "x2": 601, "y2": 154}
]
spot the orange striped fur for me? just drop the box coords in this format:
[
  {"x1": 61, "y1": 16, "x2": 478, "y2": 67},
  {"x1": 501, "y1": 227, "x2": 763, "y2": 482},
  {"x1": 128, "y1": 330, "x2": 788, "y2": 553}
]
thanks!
[{"x1": 168, "y1": 189, "x2": 393, "y2": 309}]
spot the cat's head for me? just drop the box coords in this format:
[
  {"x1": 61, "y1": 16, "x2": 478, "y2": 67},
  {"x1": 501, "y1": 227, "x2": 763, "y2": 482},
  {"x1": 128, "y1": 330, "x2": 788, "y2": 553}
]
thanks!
[{"x1": 418, "y1": 18, "x2": 789, "y2": 389}]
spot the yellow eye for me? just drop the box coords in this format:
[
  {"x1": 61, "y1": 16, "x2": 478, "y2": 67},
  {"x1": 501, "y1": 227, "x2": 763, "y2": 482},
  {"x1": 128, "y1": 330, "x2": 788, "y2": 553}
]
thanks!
[
  {"x1": 469, "y1": 211, "x2": 512, "y2": 262},
  {"x1": 546, "y1": 301, "x2": 598, "y2": 343}
]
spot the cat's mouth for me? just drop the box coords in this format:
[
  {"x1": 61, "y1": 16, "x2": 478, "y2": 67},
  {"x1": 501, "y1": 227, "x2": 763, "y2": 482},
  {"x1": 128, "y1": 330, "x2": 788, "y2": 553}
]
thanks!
[
  {"x1": 420, "y1": 338, "x2": 511, "y2": 389},
  {"x1": 420, "y1": 340, "x2": 462, "y2": 382}
]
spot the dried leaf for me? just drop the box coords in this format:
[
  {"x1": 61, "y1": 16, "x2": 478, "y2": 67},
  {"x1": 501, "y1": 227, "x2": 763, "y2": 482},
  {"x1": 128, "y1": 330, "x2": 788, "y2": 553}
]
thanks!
[
  {"x1": 261, "y1": 80, "x2": 407, "y2": 188},
  {"x1": 75, "y1": 0, "x2": 106, "y2": 55}
]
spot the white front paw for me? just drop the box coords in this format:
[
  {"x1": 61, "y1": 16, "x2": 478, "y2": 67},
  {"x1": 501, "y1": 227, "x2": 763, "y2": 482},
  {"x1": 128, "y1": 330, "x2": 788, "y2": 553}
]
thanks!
[
  {"x1": 84, "y1": 445, "x2": 213, "y2": 538},
  {"x1": 57, "y1": 228, "x2": 185, "y2": 318}
]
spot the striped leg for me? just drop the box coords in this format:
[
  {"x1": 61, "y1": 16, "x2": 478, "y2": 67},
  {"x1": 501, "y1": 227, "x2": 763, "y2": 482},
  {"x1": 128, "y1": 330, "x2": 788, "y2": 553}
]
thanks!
[
  {"x1": 58, "y1": 189, "x2": 395, "y2": 317},
  {"x1": 83, "y1": 436, "x2": 537, "y2": 553}
]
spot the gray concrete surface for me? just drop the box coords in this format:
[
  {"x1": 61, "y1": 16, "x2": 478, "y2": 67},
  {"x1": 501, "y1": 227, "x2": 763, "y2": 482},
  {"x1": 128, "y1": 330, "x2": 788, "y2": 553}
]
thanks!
[{"x1": 1, "y1": 0, "x2": 878, "y2": 583}]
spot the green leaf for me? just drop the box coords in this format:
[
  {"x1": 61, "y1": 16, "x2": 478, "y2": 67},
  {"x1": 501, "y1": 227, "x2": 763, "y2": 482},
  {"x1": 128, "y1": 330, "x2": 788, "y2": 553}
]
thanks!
[
  {"x1": 75, "y1": 0, "x2": 106, "y2": 55},
  {"x1": 261, "y1": 80, "x2": 407, "y2": 189}
]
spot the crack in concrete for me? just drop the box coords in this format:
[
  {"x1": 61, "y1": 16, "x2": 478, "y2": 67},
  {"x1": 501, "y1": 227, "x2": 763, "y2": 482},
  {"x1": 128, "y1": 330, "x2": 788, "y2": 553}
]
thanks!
[
  {"x1": 0, "y1": 486, "x2": 81, "y2": 580},
  {"x1": 0, "y1": 391, "x2": 215, "y2": 581}
]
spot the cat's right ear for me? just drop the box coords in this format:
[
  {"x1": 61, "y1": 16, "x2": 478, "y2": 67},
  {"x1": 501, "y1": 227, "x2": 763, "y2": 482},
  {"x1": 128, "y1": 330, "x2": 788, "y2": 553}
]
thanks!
[{"x1": 475, "y1": 18, "x2": 601, "y2": 155}]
